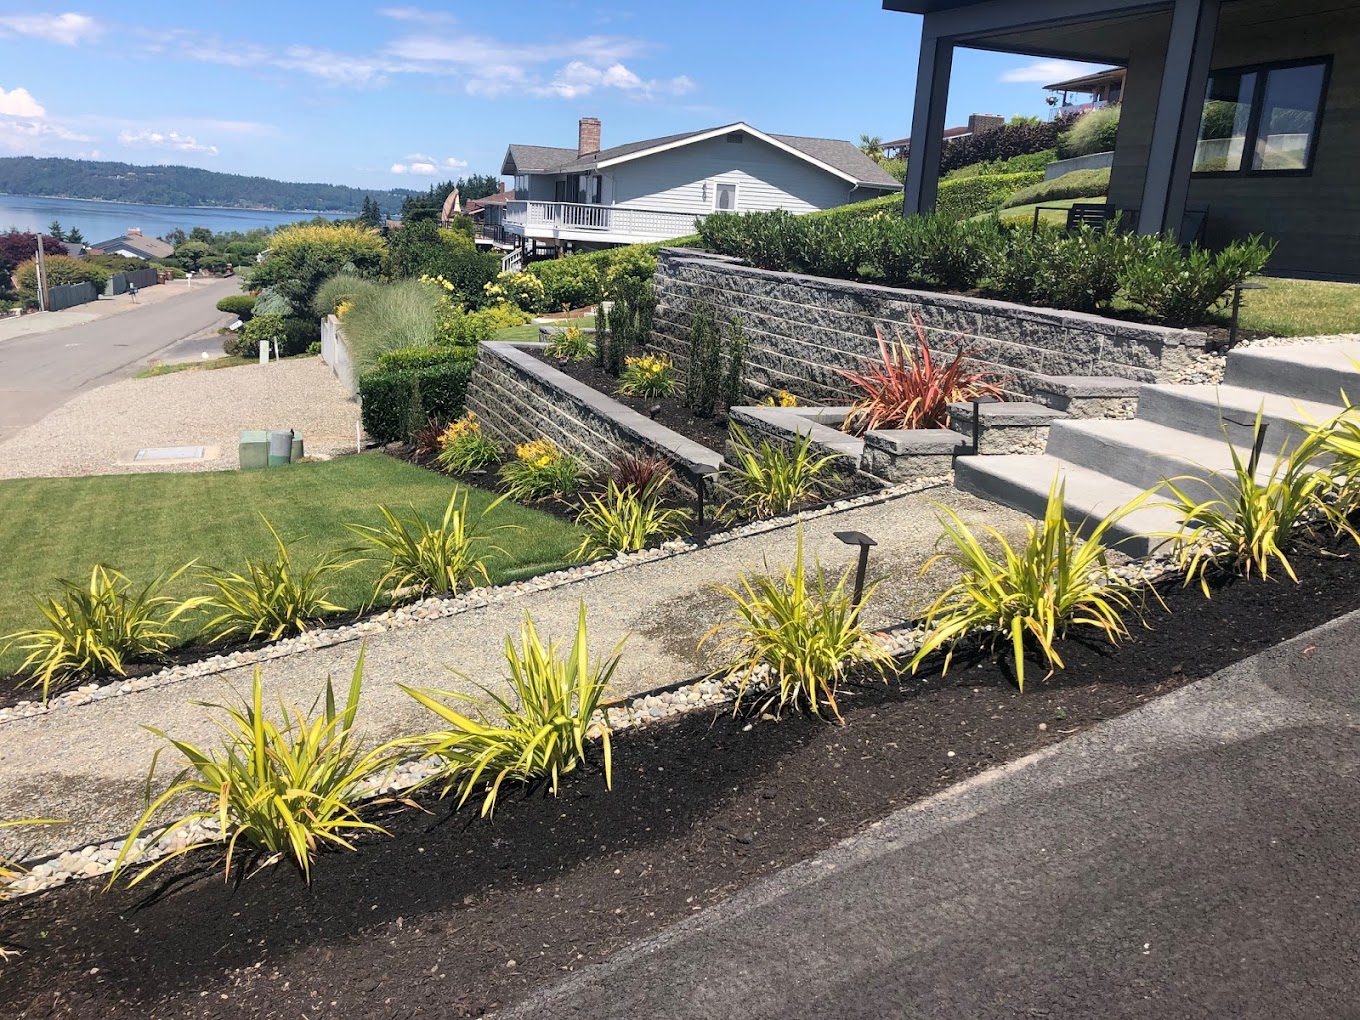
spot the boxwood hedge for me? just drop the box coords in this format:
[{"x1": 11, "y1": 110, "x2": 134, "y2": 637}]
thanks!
[{"x1": 358, "y1": 359, "x2": 475, "y2": 444}]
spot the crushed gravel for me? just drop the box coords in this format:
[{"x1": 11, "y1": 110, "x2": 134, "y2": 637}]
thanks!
[
  {"x1": 1171, "y1": 333, "x2": 1360, "y2": 386},
  {"x1": 0, "y1": 358, "x2": 361, "y2": 479}
]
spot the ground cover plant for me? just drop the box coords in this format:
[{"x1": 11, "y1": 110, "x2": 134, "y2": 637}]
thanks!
[
  {"x1": 839, "y1": 318, "x2": 1003, "y2": 434},
  {"x1": 912, "y1": 483, "x2": 1149, "y2": 691},
  {"x1": 0, "y1": 456, "x2": 583, "y2": 688},
  {"x1": 112, "y1": 655, "x2": 395, "y2": 887},
  {"x1": 705, "y1": 530, "x2": 892, "y2": 721},
  {"x1": 401, "y1": 607, "x2": 620, "y2": 817}
]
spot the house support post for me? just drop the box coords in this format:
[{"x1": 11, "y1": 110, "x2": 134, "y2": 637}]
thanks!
[
  {"x1": 903, "y1": 33, "x2": 954, "y2": 216},
  {"x1": 1138, "y1": 0, "x2": 1220, "y2": 239}
]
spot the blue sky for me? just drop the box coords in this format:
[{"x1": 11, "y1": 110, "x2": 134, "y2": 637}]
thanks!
[{"x1": 0, "y1": 3, "x2": 1101, "y2": 189}]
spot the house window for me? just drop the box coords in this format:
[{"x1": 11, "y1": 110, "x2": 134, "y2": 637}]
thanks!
[
  {"x1": 714, "y1": 182, "x2": 738, "y2": 212},
  {"x1": 514, "y1": 174, "x2": 528, "y2": 198},
  {"x1": 1193, "y1": 58, "x2": 1329, "y2": 176}
]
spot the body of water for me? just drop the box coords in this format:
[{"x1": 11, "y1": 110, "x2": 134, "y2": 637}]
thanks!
[{"x1": 0, "y1": 193, "x2": 336, "y2": 240}]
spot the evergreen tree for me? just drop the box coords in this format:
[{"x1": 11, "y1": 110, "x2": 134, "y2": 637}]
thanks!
[
  {"x1": 48, "y1": 220, "x2": 64, "y2": 242},
  {"x1": 66, "y1": 226, "x2": 84, "y2": 244},
  {"x1": 357, "y1": 195, "x2": 382, "y2": 228}
]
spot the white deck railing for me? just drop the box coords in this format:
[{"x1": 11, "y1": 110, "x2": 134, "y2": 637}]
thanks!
[{"x1": 504, "y1": 201, "x2": 699, "y2": 240}]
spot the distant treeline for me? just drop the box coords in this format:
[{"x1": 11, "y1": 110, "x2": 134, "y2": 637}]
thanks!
[{"x1": 0, "y1": 157, "x2": 419, "y2": 214}]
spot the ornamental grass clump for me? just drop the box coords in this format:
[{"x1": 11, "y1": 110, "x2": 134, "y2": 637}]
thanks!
[
  {"x1": 200, "y1": 519, "x2": 359, "y2": 643},
  {"x1": 545, "y1": 323, "x2": 594, "y2": 361},
  {"x1": 616, "y1": 353, "x2": 677, "y2": 398},
  {"x1": 401, "y1": 606, "x2": 620, "y2": 817},
  {"x1": 727, "y1": 424, "x2": 838, "y2": 519},
  {"x1": 1160, "y1": 416, "x2": 1348, "y2": 594},
  {"x1": 912, "y1": 482, "x2": 1148, "y2": 691},
  {"x1": 611, "y1": 451, "x2": 674, "y2": 495},
  {"x1": 574, "y1": 480, "x2": 692, "y2": 559},
  {"x1": 704, "y1": 530, "x2": 892, "y2": 722},
  {"x1": 112, "y1": 653, "x2": 395, "y2": 886},
  {"x1": 839, "y1": 317, "x2": 1004, "y2": 435},
  {"x1": 3, "y1": 564, "x2": 203, "y2": 702},
  {"x1": 498, "y1": 439, "x2": 586, "y2": 501},
  {"x1": 348, "y1": 491, "x2": 512, "y2": 603},
  {"x1": 434, "y1": 412, "x2": 501, "y2": 474}
]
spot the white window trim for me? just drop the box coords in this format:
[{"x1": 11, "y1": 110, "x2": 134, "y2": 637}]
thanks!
[{"x1": 713, "y1": 180, "x2": 739, "y2": 212}]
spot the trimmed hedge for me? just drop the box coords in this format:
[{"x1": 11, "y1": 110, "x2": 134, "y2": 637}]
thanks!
[
  {"x1": 1001, "y1": 168, "x2": 1111, "y2": 209},
  {"x1": 358, "y1": 359, "x2": 475, "y2": 444},
  {"x1": 376, "y1": 344, "x2": 475, "y2": 371},
  {"x1": 216, "y1": 294, "x2": 256, "y2": 319},
  {"x1": 938, "y1": 118, "x2": 1066, "y2": 173},
  {"x1": 936, "y1": 171, "x2": 1045, "y2": 220}
]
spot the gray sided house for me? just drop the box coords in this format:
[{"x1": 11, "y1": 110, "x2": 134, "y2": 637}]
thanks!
[
  {"x1": 888, "y1": 0, "x2": 1360, "y2": 280},
  {"x1": 498, "y1": 118, "x2": 901, "y2": 266}
]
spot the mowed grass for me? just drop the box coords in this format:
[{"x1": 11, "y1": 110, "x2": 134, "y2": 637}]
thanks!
[
  {"x1": 1230, "y1": 277, "x2": 1360, "y2": 337},
  {"x1": 494, "y1": 314, "x2": 595, "y2": 342},
  {"x1": 992, "y1": 196, "x2": 1107, "y2": 227},
  {"x1": 0, "y1": 453, "x2": 584, "y2": 671}
]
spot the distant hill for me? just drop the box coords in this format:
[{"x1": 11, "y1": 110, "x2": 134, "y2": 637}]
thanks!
[{"x1": 0, "y1": 157, "x2": 418, "y2": 214}]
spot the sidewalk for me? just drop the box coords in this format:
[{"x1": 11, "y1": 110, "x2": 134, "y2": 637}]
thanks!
[
  {"x1": 0, "y1": 277, "x2": 222, "y2": 346},
  {"x1": 0, "y1": 488, "x2": 1027, "y2": 858},
  {"x1": 500, "y1": 607, "x2": 1360, "y2": 1020}
]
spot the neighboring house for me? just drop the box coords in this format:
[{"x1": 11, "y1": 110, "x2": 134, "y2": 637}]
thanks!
[
  {"x1": 87, "y1": 228, "x2": 173, "y2": 260},
  {"x1": 498, "y1": 118, "x2": 901, "y2": 265},
  {"x1": 465, "y1": 187, "x2": 515, "y2": 247},
  {"x1": 880, "y1": 113, "x2": 1006, "y2": 158},
  {"x1": 1045, "y1": 66, "x2": 1127, "y2": 115},
  {"x1": 58, "y1": 241, "x2": 86, "y2": 258},
  {"x1": 888, "y1": 0, "x2": 1359, "y2": 280}
]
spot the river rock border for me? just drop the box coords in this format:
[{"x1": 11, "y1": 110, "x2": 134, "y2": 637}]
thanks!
[{"x1": 0, "y1": 478, "x2": 952, "y2": 727}]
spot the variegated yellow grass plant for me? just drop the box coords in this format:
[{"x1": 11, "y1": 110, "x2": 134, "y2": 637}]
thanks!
[
  {"x1": 111, "y1": 650, "x2": 396, "y2": 887},
  {"x1": 574, "y1": 479, "x2": 692, "y2": 559},
  {"x1": 704, "y1": 528, "x2": 892, "y2": 721},
  {"x1": 400, "y1": 605, "x2": 620, "y2": 817},
  {"x1": 2, "y1": 563, "x2": 204, "y2": 702},
  {"x1": 912, "y1": 482, "x2": 1151, "y2": 691},
  {"x1": 727, "y1": 424, "x2": 839, "y2": 519},
  {"x1": 348, "y1": 490, "x2": 514, "y2": 603}
]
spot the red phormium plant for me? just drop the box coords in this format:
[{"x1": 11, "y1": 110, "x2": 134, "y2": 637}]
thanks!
[
  {"x1": 838, "y1": 316, "x2": 1004, "y2": 434},
  {"x1": 611, "y1": 451, "x2": 675, "y2": 496}
]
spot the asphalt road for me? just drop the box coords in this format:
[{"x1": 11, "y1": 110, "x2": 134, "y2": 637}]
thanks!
[
  {"x1": 0, "y1": 278, "x2": 238, "y2": 443},
  {"x1": 501, "y1": 609, "x2": 1360, "y2": 1020}
]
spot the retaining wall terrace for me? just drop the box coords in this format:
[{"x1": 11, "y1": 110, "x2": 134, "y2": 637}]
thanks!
[
  {"x1": 650, "y1": 248, "x2": 1209, "y2": 405},
  {"x1": 465, "y1": 342, "x2": 723, "y2": 479}
]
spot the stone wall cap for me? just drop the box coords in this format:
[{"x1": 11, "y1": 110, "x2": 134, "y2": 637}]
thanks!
[
  {"x1": 864, "y1": 428, "x2": 969, "y2": 455},
  {"x1": 948, "y1": 400, "x2": 1067, "y2": 425},
  {"x1": 1033, "y1": 374, "x2": 1143, "y2": 398},
  {"x1": 729, "y1": 405, "x2": 863, "y2": 458}
]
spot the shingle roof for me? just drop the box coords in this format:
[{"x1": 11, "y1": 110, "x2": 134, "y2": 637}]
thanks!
[
  {"x1": 502, "y1": 124, "x2": 902, "y2": 190},
  {"x1": 88, "y1": 234, "x2": 174, "y2": 258}
]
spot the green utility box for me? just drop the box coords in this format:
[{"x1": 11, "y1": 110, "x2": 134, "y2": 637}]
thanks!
[{"x1": 239, "y1": 430, "x2": 269, "y2": 470}]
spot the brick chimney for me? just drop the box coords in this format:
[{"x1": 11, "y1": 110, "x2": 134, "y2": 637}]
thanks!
[
  {"x1": 967, "y1": 114, "x2": 1005, "y2": 135},
  {"x1": 578, "y1": 117, "x2": 601, "y2": 157}
]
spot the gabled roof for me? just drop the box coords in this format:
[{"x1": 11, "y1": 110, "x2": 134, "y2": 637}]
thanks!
[
  {"x1": 88, "y1": 234, "x2": 174, "y2": 259},
  {"x1": 501, "y1": 123, "x2": 902, "y2": 190}
]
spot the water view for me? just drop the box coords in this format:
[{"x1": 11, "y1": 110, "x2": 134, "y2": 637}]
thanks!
[{"x1": 0, "y1": 193, "x2": 335, "y2": 240}]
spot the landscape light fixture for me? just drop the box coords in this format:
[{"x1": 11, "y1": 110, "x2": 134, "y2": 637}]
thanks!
[
  {"x1": 684, "y1": 463, "x2": 721, "y2": 544},
  {"x1": 648, "y1": 404, "x2": 662, "y2": 420},
  {"x1": 834, "y1": 530, "x2": 877, "y2": 610},
  {"x1": 1229, "y1": 282, "x2": 1267, "y2": 347}
]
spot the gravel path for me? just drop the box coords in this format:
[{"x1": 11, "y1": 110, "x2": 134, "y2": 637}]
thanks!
[
  {"x1": 0, "y1": 487, "x2": 1028, "y2": 858},
  {"x1": 0, "y1": 357, "x2": 360, "y2": 478}
]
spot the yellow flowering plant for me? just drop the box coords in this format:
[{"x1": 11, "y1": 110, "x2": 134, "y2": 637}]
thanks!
[
  {"x1": 435, "y1": 412, "x2": 501, "y2": 474},
  {"x1": 499, "y1": 439, "x2": 586, "y2": 500},
  {"x1": 617, "y1": 353, "x2": 677, "y2": 398}
]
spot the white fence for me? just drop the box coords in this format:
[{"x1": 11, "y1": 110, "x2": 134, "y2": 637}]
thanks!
[
  {"x1": 504, "y1": 201, "x2": 699, "y2": 241},
  {"x1": 320, "y1": 314, "x2": 358, "y2": 398}
]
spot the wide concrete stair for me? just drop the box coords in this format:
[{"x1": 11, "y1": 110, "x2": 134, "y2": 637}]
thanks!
[{"x1": 955, "y1": 342, "x2": 1360, "y2": 556}]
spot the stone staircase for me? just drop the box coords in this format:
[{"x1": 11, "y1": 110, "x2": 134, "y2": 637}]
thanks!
[{"x1": 955, "y1": 342, "x2": 1360, "y2": 556}]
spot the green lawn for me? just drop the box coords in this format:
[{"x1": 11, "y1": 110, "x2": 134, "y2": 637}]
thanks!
[
  {"x1": 1228, "y1": 276, "x2": 1360, "y2": 337},
  {"x1": 0, "y1": 454, "x2": 583, "y2": 670},
  {"x1": 992, "y1": 196, "x2": 1107, "y2": 227},
  {"x1": 135, "y1": 356, "x2": 255, "y2": 379},
  {"x1": 495, "y1": 315, "x2": 596, "y2": 343}
]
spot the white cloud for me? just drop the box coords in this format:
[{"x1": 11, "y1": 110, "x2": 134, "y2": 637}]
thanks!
[
  {"x1": 0, "y1": 86, "x2": 45, "y2": 119},
  {"x1": 0, "y1": 12, "x2": 101, "y2": 45},
  {"x1": 444, "y1": 156, "x2": 468, "y2": 169},
  {"x1": 118, "y1": 129, "x2": 218, "y2": 155},
  {"x1": 390, "y1": 154, "x2": 467, "y2": 175},
  {"x1": 378, "y1": 6, "x2": 454, "y2": 23},
  {"x1": 533, "y1": 60, "x2": 695, "y2": 100},
  {"x1": 999, "y1": 59, "x2": 1093, "y2": 84},
  {"x1": 0, "y1": 118, "x2": 91, "y2": 152}
]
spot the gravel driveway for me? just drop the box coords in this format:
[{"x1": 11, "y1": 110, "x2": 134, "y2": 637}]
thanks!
[{"x1": 0, "y1": 358, "x2": 360, "y2": 479}]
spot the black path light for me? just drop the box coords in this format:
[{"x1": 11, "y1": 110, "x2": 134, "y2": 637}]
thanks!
[
  {"x1": 684, "y1": 463, "x2": 721, "y2": 544},
  {"x1": 1229, "y1": 282, "x2": 1267, "y2": 347},
  {"x1": 834, "y1": 530, "x2": 877, "y2": 611}
]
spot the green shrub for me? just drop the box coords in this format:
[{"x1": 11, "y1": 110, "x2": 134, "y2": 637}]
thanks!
[
  {"x1": 1058, "y1": 106, "x2": 1122, "y2": 159},
  {"x1": 1001, "y1": 168, "x2": 1111, "y2": 209},
  {"x1": 981, "y1": 224, "x2": 1133, "y2": 312},
  {"x1": 435, "y1": 413, "x2": 501, "y2": 474},
  {"x1": 376, "y1": 344, "x2": 473, "y2": 372},
  {"x1": 13, "y1": 255, "x2": 111, "y2": 296},
  {"x1": 386, "y1": 220, "x2": 499, "y2": 306},
  {"x1": 1118, "y1": 235, "x2": 1274, "y2": 326},
  {"x1": 249, "y1": 223, "x2": 386, "y2": 318},
  {"x1": 484, "y1": 270, "x2": 547, "y2": 313},
  {"x1": 216, "y1": 294, "x2": 256, "y2": 320},
  {"x1": 251, "y1": 286, "x2": 293, "y2": 317},
  {"x1": 574, "y1": 480, "x2": 691, "y2": 559},
  {"x1": 358, "y1": 360, "x2": 475, "y2": 444},
  {"x1": 2, "y1": 564, "x2": 201, "y2": 702},
  {"x1": 935, "y1": 171, "x2": 1045, "y2": 220},
  {"x1": 526, "y1": 242, "x2": 667, "y2": 310},
  {"x1": 617, "y1": 353, "x2": 677, "y2": 397},
  {"x1": 727, "y1": 425, "x2": 838, "y2": 519},
  {"x1": 945, "y1": 149, "x2": 1057, "y2": 180},
  {"x1": 683, "y1": 300, "x2": 722, "y2": 416},
  {"x1": 113, "y1": 656, "x2": 393, "y2": 886},
  {"x1": 312, "y1": 274, "x2": 381, "y2": 318},
  {"x1": 401, "y1": 606, "x2": 619, "y2": 817},
  {"x1": 544, "y1": 324, "x2": 594, "y2": 361},
  {"x1": 939, "y1": 118, "x2": 1064, "y2": 174}
]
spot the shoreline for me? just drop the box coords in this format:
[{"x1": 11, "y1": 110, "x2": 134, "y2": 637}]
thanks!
[{"x1": 0, "y1": 192, "x2": 349, "y2": 217}]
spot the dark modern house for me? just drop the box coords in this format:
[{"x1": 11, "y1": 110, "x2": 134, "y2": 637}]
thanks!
[{"x1": 886, "y1": 0, "x2": 1358, "y2": 280}]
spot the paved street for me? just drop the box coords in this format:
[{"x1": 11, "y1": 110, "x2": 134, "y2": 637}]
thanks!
[
  {"x1": 503, "y1": 609, "x2": 1360, "y2": 1020},
  {"x1": 0, "y1": 278, "x2": 238, "y2": 443}
]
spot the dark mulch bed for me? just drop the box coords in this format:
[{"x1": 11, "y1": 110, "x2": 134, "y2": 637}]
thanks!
[
  {"x1": 533, "y1": 350, "x2": 733, "y2": 454},
  {"x1": 3, "y1": 542, "x2": 1359, "y2": 1018}
]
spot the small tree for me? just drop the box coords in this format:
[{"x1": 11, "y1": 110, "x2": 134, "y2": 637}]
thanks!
[
  {"x1": 66, "y1": 227, "x2": 84, "y2": 244},
  {"x1": 48, "y1": 220, "x2": 64, "y2": 242},
  {"x1": 173, "y1": 240, "x2": 213, "y2": 272}
]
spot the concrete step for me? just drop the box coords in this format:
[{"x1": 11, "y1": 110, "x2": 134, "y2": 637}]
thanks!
[
  {"x1": 953, "y1": 454, "x2": 1183, "y2": 557},
  {"x1": 1134, "y1": 383, "x2": 1344, "y2": 452},
  {"x1": 1045, "y1": 417, "x2": 1283, "y2": 504},
  {"x1": 1224, "y1": 341, "x2": 1360, "y2": 406}
]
